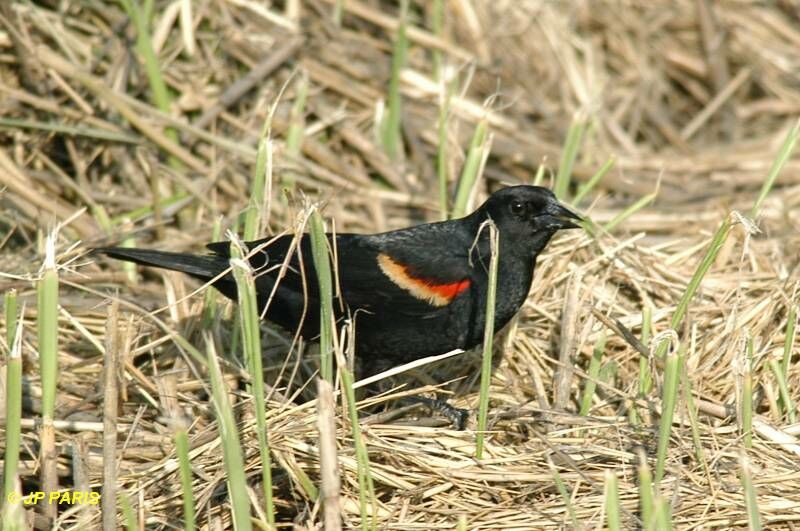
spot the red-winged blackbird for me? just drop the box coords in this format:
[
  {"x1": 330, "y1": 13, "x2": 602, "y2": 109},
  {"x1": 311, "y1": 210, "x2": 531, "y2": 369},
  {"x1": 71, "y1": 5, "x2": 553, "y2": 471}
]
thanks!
[{"x1": 97, "y1": 186, "x2": 580, "y2": 371}]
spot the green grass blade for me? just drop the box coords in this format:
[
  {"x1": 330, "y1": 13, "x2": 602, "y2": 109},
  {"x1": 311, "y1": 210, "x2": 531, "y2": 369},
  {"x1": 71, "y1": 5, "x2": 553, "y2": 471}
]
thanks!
[
  {"x1": 285, "y1": 72, "x2": 308, "y2": 157},
  {"x1": 243, "y1": 136, "x2": 271, "y2": 241},
  {"x1": 120, "y1": 492, "x2": 137, "y2": 531},
  {"x1": 742, "y1": 337, "x2": 754, "y2": 449},
  {"x1": 292, "y1": 464, "x2": 318, "y2": 501},
  {"x1": 603, "y1": 190, "x2": 656, "y2": 233},
  {"x1": 437, "y1": 72, "x2": 456, "y2": 220},
  {"x1": 92, "y1": 204, "x2": 114, "y2": 235},
  {"x1": 332, "y1": 0, "x2": 343, "y2": 26},
  {"x1": 229, "y1": 241, "x2": 275, "y2": 524},
  {"x1": 654, "y1": 496, "x2": 673, "y2": 530},
  {"x1": 174, "y1": 421, "x2": 196, "y2": 531},
  {"x1": 309, "y1": 209, "x2": 334, "y2": 382},
  {"x1": 579, "y1": 331, "x2": 606, "y2": 416},
  {"x1": 631, "y1": 306, "x2": 653, "y2": 426},
  {"x1": 637, "y1": 451, "x2": 655, "y2": 531},
  {"x1": 655, "y1": 344, "x2": 682, "y2": 484},
  {"x1": 5, "y1": 289, "x2": 18, "y2": 347},
  {"x1": 476, "y1": 220, "x2": 499, "y2": 459},
  {"x1": 639, "y1": 306, "x2": 653, "y2": 394},
  {"x1": 604, "y1": 471, "x2": 621, "y2": 531},
  {"x1": 654, "y1": 119, "x2": 798, "y2": 362},
  {"x1": 656, "y1": 219, "x2": 732, "y2": 359},
  {"x1": 431, "y1": 0, "x2": 444, "y2": 81},
  {"x1": 555, "y1": 113, "x2": 587, "y2": 201},
  {"x1": 781, "y1": 302, "x2": 796, "y2": 384},
  {"x1": 203, "y1": 217, "x2": 223, "y2": 328},
  {"x1": 119, "y1": 0, "x2": 181, "y2": 169},
  {"x1": 452, "y1": 119, "x2": 489, "y2": 219},
  {"x1": 338, "y1": 355, "x2": 377, "y2": 530},
  {"x1": 380, "y1": 0, "x2": 409, "y2": 161},
  {"x1": 171, "y1": 335, "x2": 208, "y2": 369},
  {"x1": 750, "y1": 121, "x2": 799, "y2": 218},
  {"x1": 680, "y1": 359, "x2": 707, "y2": 470},
  {"x1": 109, "y1": 192, "x2": 189, "y2": 225},
  {"x1": 38, "y1": 237, "x2": 59, "y2": 422},
  {"x1": 205, "y1": 334, "x2": 252, "y2": 531},
  {"x1": 600, "y1": 359, "x2": 618, "y2": 385},
  {"x1": 740, "y1": 451, "x2": 763, "y2": 531},
  {"x1": 142, "y1": 0, "x2": 154, "y2": 21},
  {"x1": 1, "y1": 480, "x2": 26, "y2": 531},
  {"x1": 769, "y1": 358, "x2": 795, "y2": 423},
  {"x1": 546, "y1": 458, "x2": 579, "y2": 529},
  {"x1": 3, "y1": 293, "x2": 22, "y2": 505},
  {"x1": 284, "y1": 73, "x2": 309, "y2": 190},
  {"x1": 118, "y1": 231, "x2": 139, "y2": 285},
  {"x1": 573, "y1": 155, "x2": 615, "y2": 206}
]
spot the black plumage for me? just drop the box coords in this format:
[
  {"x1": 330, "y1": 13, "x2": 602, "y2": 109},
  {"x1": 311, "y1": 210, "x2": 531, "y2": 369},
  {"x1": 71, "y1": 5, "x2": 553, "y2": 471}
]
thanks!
[{"x1": 97, "y1": 186, "x2": 581, "y2": 370}]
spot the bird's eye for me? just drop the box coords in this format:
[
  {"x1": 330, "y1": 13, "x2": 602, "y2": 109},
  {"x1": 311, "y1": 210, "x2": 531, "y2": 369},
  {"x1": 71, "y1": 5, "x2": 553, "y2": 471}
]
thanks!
[{"x1": 509, "y1": 201, "x2": 525, "y2": 216}]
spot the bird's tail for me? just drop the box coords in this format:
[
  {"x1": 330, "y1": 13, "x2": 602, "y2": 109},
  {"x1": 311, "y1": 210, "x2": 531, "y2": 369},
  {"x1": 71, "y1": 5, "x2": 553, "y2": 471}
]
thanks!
[{"x1": 95, "y1": 247, "x2": 229, "y2": 281}]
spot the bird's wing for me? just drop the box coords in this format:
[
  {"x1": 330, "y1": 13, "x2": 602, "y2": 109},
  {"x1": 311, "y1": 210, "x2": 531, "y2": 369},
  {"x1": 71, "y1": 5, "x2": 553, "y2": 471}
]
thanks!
[
  {"x1": 206, "y1": 226, "x2": 480, "y2": 318},
  {"x1": 360, "y1": 227, "x2": 480, "y2": 315}
]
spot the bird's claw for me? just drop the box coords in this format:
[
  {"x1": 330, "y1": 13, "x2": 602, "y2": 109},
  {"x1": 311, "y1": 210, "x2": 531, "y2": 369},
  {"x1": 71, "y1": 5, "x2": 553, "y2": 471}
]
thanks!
[{"x1": 406, "y1": 396, "x2": 470, "y2": 430}]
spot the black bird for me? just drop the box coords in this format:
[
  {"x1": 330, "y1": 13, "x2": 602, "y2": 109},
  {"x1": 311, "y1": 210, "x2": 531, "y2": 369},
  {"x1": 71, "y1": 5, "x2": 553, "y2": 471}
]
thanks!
[{"x1": 97, "y1": 186, "x2": 581, "y2": 372}]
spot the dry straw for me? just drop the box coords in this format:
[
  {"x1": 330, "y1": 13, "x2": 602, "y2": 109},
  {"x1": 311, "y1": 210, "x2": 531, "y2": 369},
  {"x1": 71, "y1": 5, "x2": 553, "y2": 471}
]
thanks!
[{"x1": 1, "y1": 1, "x2": 799, "y2": 529}]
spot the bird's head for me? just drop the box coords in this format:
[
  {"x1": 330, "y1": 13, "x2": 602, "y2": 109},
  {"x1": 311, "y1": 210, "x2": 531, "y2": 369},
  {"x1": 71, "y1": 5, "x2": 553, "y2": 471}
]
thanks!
[{"x1": 476, "y1": 185, "x2": 582, "y2": 255}]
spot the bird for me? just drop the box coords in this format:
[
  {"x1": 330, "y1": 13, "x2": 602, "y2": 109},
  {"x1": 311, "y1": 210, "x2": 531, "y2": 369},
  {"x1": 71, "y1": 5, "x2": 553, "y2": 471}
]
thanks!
[{"x1": 97, "y1": 185, "x2": 581, "y2": 376}]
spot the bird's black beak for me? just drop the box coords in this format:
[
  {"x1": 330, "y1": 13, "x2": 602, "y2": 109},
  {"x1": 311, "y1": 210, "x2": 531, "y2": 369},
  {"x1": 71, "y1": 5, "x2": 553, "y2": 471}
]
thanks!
[{"x1": 543, "y1": 199, "x2": 582, "y2": 230}]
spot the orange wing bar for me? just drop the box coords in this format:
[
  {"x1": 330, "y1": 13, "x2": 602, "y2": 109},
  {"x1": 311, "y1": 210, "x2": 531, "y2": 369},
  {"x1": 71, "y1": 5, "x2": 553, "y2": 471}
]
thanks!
[{"x1": 377, "y1": 253, "x2": 471, "y2": 307}]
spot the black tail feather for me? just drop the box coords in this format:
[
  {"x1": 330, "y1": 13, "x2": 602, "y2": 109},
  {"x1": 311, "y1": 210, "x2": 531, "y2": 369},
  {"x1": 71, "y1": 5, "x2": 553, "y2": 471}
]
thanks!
[{"x1": 94, "y1": 247, "x2": 229, "y2": 281}]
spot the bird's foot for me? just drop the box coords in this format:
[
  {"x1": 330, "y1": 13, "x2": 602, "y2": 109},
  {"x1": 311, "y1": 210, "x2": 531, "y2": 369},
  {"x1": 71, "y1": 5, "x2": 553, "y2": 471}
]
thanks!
[{"x1": 406, "y1": 396, "x2": 469, "y2": 430}]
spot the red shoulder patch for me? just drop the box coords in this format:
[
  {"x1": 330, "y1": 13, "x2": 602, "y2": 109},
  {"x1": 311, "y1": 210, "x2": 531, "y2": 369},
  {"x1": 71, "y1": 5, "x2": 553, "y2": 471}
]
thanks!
[{"x1": 377, "y1": 253, "x2": 470, "y2": 307}]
